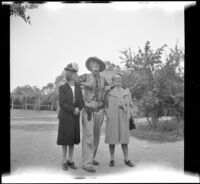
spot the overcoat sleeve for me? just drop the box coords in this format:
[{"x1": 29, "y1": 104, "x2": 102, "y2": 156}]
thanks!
[
  {"x1": 77, "y1": 85, "x2": 85, "y2": 110},
  {"x1": 103, "y1": 90, "x2": 110, "y2": 116},
  {"x1": 80, "y1": 74, "x2": 94, "y2": 89},
  {"x1": 104, "y1": 77, "x2": 109, "y2": 86},
  {"x1": 59, "y1": 86, "x2": 75, "y2": 113}
]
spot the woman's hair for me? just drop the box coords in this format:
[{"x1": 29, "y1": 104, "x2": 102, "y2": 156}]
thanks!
[{"x1": 112, "y1": 72, "x2": 123, "y2": 81}]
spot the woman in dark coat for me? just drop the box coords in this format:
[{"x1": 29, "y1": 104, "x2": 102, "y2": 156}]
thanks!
[{"x1": 57, "y1": 63, "x2": 84, "y2": 170}]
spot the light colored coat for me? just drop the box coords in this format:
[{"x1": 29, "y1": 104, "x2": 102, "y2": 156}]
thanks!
[{"x1": 105, "y1": 87, "x2": 134, "y2": 144}]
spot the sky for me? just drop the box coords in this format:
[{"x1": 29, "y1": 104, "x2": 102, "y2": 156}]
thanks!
[{"x1": 10, "y1": 2, "x2": 195, "y2": 92}]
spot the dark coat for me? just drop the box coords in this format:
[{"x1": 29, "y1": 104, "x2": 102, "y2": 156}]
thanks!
[{"x1": 57, "y1": 82, "x2": 84, "y2": 145}]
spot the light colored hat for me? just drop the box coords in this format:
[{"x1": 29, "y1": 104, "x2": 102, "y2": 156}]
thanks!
[
  {"x1": 64, "y1": 62, "x2": 79, "y2": 72},
  {"x1": 85, "y1": 57, "x2": 106, "y2": 72}
]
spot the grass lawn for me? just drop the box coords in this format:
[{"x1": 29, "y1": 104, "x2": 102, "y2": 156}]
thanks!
[
  {"x1": 11, "y1": 109, "x2": 57, "y2": 117},
  {"x1": 129, "y1": 119, "x2": 184, "y2": 143}
]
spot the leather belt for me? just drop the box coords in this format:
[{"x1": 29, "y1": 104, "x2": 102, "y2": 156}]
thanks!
[{"x1": 84, "y1": 104, "x2": 104, "y2": 121}]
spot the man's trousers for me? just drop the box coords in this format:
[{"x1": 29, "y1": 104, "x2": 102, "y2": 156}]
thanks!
[{"x1": 82, "y1": 108, "x2": 105, "y2": 168}]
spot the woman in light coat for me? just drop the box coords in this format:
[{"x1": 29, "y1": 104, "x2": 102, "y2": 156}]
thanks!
[{"x1": 104, "y1": 73, "x2": 136, "y2": 167}]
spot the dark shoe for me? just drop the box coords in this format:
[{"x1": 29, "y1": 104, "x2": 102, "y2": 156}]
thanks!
[
  {"x1": 124, "y1": 160, "x2": 134, "y2": 167},
  {"x1": 62, "y1": 162, "x2": 68, "y2": 170},
  {"x1": 93, "y1": 160, "x2": 99, "y2": 166},
  {"x1": 109, "y1": 160, "x2": 115, "y2": 167},
  {"x1": 67, "y1": 161, "x2": 77, "y2": 169},
  {"x1": 83, "y1": 167, "x2": 96, "y2": 173}
]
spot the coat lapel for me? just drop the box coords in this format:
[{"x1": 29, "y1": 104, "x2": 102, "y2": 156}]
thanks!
[
  {"x1": 65, "y1": 82, "x2": 73, "y2": 103},
  {"x1": 74, "y1": 83, "x2": 78, "y2": 104},
  {"x1": 108, "y1": 87, "x2": 130, "y2": 98}
]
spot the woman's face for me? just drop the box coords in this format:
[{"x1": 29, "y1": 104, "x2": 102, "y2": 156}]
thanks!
[
  {"x1": 113, "y1": 74, "x2": 122, "y2": 87},
  {"x1": 70, "y1": 72, "x2": 78, "y2": 82},
  {"x1": 65, "y1": 71, "x2": 78, "y2": 82}
]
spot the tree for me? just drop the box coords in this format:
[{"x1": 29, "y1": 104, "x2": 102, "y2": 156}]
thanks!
[
  {"x1": 54, "y1": 71, "x2": 66, "y2": 91},
  {"x1": 105, "y1": 61, "x2": 121, "y2": 71},
  {"x1": 138, "y1": 90, "x2": 165, "y2": 133},
  {"x1": 53, "y1": 71, "x2": 66, "y2": 111},
  {"x1": 41, "y1": 82, "x2": 58, "y2": 111},
  {"x1": 155, "y1": 42, "x2": 184, "y2": 136},
  {"x1": 124, "y1": 41, "x2": 183, "y2": 132},
  {"x1": 10, "y1": 91, "x2": 24, "y2": 109},
  {"x1": 10, "y1": 2, "x2": 39, "y2": 24},
  {"x1": 11, "y1": 85, "x2": 35, "y2": 109},
  {"x1": 42, "y1": 82, "x2": 54, "y2": 95},
  {"x1": 119, "y1": 41, "x2": 168, "y2": 133},
  {"x1": 32, "y1": 86, "x2": 43, "y2": 110},
  {"x1": 46, "y1": 91, "x2": 58, "y2": 111}
]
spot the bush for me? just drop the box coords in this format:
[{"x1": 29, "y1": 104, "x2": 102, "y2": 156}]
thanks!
[{"x1": 130, "y1": 119, "x2": 184, "y2": 143}]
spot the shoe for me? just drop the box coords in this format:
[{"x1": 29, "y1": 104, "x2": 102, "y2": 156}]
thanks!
[
  {"x1": 62, "y1": 162, "x2": 68, "y2": 170},
  {"x1": 83, "y1": 167, "x2": 96, "y2": 173},
  {"x1": 109, "y1": 160, "x2": 115, "y2": 167},
  {"x1": 124, "y1": 160, "x2": 134, "y2": 167},
  {"x1": 93, "y1": 160, "x2": 99, "y2": 166},
  {"x1": 67, "y1": 161, "x2": 77, "y2": 169}
]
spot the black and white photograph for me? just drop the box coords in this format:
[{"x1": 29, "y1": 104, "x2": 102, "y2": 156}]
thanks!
[{"x1": 2, "y1": 1, "x2": 199, "y2": 183}]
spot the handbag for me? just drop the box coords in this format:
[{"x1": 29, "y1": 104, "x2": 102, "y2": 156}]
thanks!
[{"x1": 129, "y1": 115, "x2": 136, "y2": 130}]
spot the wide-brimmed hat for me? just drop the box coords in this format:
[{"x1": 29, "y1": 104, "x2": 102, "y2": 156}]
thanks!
[
  {"x1": 85, "y1": 57, "x2": 106, "y2": 72},
  {"x1": 64, "y1": 62, "x2": 79, "y2": 72}
]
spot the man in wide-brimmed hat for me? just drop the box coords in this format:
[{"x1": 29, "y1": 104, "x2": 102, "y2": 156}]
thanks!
[{"x1": 80, "y1": 56, "x2": 110, "y2": 173}]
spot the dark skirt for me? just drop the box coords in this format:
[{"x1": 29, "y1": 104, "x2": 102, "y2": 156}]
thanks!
[{"x1": 57, "y1": 115, "x2": 80, "y2": 145}]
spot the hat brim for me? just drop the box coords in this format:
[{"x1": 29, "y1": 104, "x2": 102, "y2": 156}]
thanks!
[
  {"x1": 86, "y1": 57, "x2": 106, "y2": 72},
  {"x1": 64, "y1": 68, "x2": 77, "y2": 72}
]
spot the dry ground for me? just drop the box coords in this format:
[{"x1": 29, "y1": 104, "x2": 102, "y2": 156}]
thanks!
[{"x1": 10, "y1": 110, "x2": 184, "y2": 179}]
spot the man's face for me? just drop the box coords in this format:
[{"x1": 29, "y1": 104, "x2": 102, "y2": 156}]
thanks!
[{"x1": 90, "y1": 61, "x2": 100, "y2": 74}]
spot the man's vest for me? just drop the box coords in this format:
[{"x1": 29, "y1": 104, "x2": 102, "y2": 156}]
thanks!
[{"x1": 83, "y1": 73, "x2": 106, "y2": 103}]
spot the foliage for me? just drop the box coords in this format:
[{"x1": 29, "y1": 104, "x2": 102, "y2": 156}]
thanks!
[
  {"x1": 120, "y1": 41, "x2": 184, "y2": 134},
  {"x1": 120, "y1": 41, "x2": 167, "y2": 99},
  {"x1": 11, "y1": 84, "x2": 56, "y2": 111},
  {"x1": 10, "y1": 2, "x2": 39, "y2": 24},
  {"x1": 11, "y1": 40, "x2": 184, "y2": 121},
  {"x1": 119, "y1": 41, "x2": 167, "y2": 73},
  {"x1": 11, "y1": 85, "x2": 36, "y2": 109},
  {"x1": 105, "y1": 61, "x2": 121, "y2": 71},
  {"x1": 54, "y1": 71, "x2": 66, "y2": 93},
  {"x1": 155, "y1": 41, "x2": 184, "y2": 130},
  {"x1": 129, "y1": 119, "x2": 184, "y2": 143}
]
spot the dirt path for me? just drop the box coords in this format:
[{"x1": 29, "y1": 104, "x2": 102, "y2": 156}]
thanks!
[{"x1": 10, "y1": 119, "x2": 184, "y2": 179}]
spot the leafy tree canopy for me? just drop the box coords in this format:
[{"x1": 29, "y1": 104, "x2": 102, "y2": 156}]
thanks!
[{"x1": 10, "y1": 2, "x2": 39, "y2": 24}]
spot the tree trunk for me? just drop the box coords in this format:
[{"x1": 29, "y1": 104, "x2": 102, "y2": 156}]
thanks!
[
  {"x1": 146, "y1": 113, "x2": 153, "y2": 128},
  {"x1": 38, "y1": 96, "x2": 41, "y2": 111},
  {"x1": 24, "y1": 101, "x2": 27, "y2": 110},
  {"x1": 151, "y1": 115, "x2": 158, "y2": 135},
  {"x1": 11, "y1": 98, "x2": 14, "y2": 109},
  {"x1": 176, "y1": 116, "x2": 180, "y2": 137},
  {"x1": 51, "y1": 102, "x2": 54, "y2": 111},
  {"x1": 34, "y1": 99, "x2": 37, "y2": 110},
  {"x1": 34, "y1": 101, "x2": 36, "y2": 110},
  {"x1": 24, "y1": 97, "x2": 27, "y2": 110}
]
